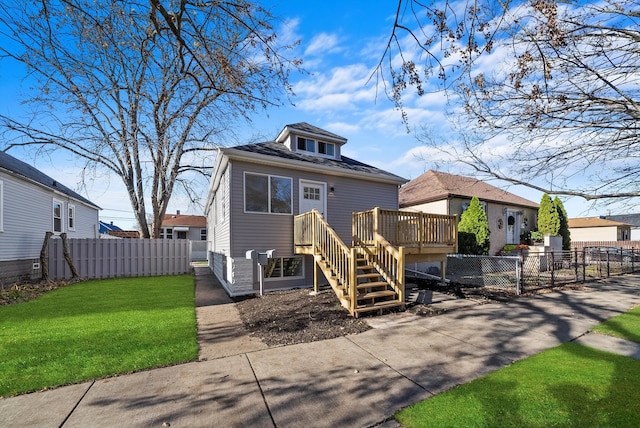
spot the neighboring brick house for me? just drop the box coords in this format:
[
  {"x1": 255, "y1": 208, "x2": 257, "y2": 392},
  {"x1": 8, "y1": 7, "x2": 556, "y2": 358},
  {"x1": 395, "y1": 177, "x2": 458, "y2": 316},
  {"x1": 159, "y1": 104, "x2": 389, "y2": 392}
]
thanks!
[
  {"x1": 400, "y1": 170, "x2": 539, "y2": 255},
  {"x1": 159, "y1": 211, "x2": 207, "y2": 241}
]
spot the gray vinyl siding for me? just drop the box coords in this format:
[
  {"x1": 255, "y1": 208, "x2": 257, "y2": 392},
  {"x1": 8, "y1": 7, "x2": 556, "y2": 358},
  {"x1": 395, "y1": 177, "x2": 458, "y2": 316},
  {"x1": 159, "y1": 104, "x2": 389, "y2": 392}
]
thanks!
[
  {"x1": 207, "y1": 165, "x2": 232, "y2": 289},
  {"x1": 0, "y1": 170, "x2": 98, "y2": 262},
  {"x1": 230, "y1": 161, "x2": 296, "y2": 259},
  {"x1": 223, "y1": 159, "x2": 399, "y2": 294},
  {"x1": 207, "y1": 165, "x2": 231, "y2": 255},
  {"x1": 325, "y1": 175, "x2": 400, "y2": 244},
  {"x1": 229, "y1": 160, "x2": 400, "y2": 253}
]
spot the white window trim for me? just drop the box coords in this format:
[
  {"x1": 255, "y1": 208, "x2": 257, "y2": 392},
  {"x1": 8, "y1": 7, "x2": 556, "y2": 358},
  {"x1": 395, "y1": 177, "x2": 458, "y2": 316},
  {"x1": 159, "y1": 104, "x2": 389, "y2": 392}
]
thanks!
[
  {"x1": 296, "y1": 137, "x2": 336, "y2": 159},
  {"x1": 264, "y1": 256, "x2": 305, "y2": 281},
  {"x1": 0, "y1": 180, "x2": 4, "y2": 232},
  {"x1": 243, "y1": 172, "x2": 293, "y2": 215},
  {"x1": 53, "y1": 198, "x2": 64, "y2": 233},
  {"x1": 68, "y1": 204, "x2": 76, "y2": 231}
]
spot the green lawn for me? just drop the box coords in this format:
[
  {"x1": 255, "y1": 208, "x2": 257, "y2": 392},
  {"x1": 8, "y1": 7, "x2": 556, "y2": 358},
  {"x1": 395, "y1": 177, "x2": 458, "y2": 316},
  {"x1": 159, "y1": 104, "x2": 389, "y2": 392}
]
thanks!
[
  {"x1": 396, "y1": 302, "x2": 640, "y2": 428},
  {"x1": 0, "y1": 276, "x2": 198, "y2": 397},
  {"x1": 593, "y1": 305, "x2": 640, "y2": 343},
  {"x1": 396, "y1": 342, "x2": 640, "y2": 427}
]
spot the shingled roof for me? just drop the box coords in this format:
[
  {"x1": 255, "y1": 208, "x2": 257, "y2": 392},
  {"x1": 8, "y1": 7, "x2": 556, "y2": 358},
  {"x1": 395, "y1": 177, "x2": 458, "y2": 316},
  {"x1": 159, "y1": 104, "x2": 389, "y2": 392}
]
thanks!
[
  {"x1": 223, "y1": 141, "x2": 406, "y2": 184},
  {"x1": 399, "y1": 170, "x2": 538, "y2": 208},
  {"x1": 161, "y1": 213, "x2": 206, "y2": 228},
  {"x1": 568, "y1": 217, "x2": 632, "y2": 228},
  {"x1": 0, "y1": 150, "x2": 99, "y2": 209},
  {"x1": 281, "y1": 122, "x2": 348, "y2": 143}
]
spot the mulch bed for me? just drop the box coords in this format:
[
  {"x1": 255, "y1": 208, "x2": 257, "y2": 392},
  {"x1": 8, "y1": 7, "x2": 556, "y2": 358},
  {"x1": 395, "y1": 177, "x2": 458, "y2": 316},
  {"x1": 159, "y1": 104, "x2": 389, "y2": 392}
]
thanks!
[{"x1": 233, "y1": 288, "x2": 371, "y2": 347}]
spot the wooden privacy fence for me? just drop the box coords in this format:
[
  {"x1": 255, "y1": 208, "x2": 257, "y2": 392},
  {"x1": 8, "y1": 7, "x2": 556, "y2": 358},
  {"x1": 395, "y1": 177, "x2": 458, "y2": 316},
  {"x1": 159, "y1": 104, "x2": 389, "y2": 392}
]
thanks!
[{"x1": 48, "y1": 238, "x2": 192, "y2": 280}]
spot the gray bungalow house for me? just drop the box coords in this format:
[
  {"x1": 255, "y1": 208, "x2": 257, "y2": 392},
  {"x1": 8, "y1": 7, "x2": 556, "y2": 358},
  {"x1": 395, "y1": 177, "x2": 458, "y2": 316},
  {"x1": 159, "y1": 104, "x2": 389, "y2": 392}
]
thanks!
[
  {"x1": 0, "y1": 151, "x2": 100, "y2": 284},
  {"x1": 205, "y1": 122, "x2": 408, "y2": 296}
]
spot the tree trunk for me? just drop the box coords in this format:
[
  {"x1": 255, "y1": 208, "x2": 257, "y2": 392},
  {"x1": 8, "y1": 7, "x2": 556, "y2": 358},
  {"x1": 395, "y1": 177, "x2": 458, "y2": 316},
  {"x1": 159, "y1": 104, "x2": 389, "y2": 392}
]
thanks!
[
  {"x1": 40, "y1": 231, "x2": 53, "y2": 281},
  {"x1": 60, "y1": 233, "x2": 79, "y2": 280}
]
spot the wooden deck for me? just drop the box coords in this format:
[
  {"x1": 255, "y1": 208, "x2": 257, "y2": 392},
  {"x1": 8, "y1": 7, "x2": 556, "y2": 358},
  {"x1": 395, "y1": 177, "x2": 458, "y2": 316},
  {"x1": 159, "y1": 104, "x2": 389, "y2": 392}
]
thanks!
[{"x1": 294, "y1": 208, "x2": 458, "y2": 317}]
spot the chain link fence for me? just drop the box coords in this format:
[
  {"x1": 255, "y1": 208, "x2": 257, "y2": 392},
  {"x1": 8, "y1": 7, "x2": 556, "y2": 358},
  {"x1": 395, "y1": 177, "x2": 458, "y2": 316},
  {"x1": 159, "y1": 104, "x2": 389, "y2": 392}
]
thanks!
[{"x1": 406, "y1": 247, "x2": 640, "y2": 294}]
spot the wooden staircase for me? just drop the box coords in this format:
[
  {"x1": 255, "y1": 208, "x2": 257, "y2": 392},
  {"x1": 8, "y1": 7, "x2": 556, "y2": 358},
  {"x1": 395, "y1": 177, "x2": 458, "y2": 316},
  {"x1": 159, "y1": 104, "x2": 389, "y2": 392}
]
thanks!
[
  {"x1": 294, "y1": 208, "x2": 457, "y2": 317},
  {"x1": 296, "y1": 209, "x2": 404, "y2": 317}
]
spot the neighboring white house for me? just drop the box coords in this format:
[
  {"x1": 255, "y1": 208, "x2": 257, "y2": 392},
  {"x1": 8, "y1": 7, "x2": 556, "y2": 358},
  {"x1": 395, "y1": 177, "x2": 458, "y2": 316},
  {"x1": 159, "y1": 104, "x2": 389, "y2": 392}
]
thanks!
[
  {"x1": 399, "y1": 170, "x2": 539, "y2": 255},
  {"x1": 0, "y1": 151, "x2": 100, "y2": 284},
  {"x1": 568, "y1": 217, "x2": 632, "y2": 242},
  {"x1": 205, "y1": 122, "x2": 407, "y2": 296},
  {"x1": 158, "y1": 211, "x2": 207, "y2": 241}
]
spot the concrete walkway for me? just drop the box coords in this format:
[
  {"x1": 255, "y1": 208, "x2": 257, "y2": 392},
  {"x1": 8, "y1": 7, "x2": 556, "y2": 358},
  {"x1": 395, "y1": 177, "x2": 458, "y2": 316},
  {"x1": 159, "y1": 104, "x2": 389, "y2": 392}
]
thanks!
[{"x1": 2, "y1": 272, "x2": 640, "y2": 427}]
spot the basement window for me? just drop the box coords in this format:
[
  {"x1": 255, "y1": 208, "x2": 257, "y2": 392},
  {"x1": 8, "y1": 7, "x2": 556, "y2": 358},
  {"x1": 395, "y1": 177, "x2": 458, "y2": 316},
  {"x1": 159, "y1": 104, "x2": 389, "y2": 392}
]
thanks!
[{"x1": 264, "y1": 257, "x2": 304, "y2": 280}]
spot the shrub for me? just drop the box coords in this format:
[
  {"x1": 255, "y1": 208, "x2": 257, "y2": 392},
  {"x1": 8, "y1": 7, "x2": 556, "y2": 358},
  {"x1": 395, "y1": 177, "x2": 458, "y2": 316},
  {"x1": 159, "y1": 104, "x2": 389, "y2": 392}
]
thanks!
[{"x1": 458, "y1": 196, "x2": 490, "y2": 255}]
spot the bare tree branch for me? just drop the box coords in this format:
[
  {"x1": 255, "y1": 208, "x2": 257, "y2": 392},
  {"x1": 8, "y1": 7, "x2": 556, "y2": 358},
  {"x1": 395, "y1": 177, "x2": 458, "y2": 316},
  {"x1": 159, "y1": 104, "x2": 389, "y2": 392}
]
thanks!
[{"x1": 0, "y1": 0, "x2": 301, "y2": 237}]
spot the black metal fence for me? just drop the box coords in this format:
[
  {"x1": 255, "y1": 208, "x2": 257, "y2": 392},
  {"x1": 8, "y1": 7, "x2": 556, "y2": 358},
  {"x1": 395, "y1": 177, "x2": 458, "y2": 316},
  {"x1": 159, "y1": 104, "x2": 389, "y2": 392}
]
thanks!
[{"x1": 407, "y1": 247, "x2": 640, "y2": 294}]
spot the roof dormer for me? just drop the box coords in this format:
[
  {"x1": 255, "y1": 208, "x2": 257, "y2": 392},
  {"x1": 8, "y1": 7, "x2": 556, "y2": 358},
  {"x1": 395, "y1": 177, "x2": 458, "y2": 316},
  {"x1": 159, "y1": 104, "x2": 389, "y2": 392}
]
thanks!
[{"x1": 276, "y1": 122, "x2": 347, "y2": 160}]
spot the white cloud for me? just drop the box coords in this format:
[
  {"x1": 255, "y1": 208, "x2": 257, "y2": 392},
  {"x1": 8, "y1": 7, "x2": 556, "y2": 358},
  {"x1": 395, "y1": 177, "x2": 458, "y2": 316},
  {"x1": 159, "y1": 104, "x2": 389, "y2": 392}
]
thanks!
[{"x1": 304, "y1": 32, "x2": 341, "y2": 57}]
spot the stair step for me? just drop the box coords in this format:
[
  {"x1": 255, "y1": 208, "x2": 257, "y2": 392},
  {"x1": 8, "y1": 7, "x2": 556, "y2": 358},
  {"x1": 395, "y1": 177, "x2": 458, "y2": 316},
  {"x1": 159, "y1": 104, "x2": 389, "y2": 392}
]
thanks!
[
  {"x1": 356, "y1": 281, "x2": 388, "y2": 290},
  {"x1": 355, "y1": 300, "x2": 405, "y2": 314},
  {"x1": 357, "y1": 290, "x2": 397, "y2": 300},
  {"x1": 357, "y1": 272, "x2": 381, "y2": 279}
]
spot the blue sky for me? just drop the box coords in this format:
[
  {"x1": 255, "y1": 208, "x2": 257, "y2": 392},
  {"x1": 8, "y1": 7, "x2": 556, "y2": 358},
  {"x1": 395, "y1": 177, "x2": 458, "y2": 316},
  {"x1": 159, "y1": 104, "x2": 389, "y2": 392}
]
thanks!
[{"x1": 0, "y1": 1, "x2": 603, "y2": 227}]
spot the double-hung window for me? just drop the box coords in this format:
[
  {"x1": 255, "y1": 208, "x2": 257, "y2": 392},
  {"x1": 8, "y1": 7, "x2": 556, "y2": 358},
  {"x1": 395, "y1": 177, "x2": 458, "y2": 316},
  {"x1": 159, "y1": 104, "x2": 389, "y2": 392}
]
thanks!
[
  {"x1": 244, "y1": 173, "x2": 292, "y2": 214},
  {"x1": 53, "y1": 200, "x2": 63, "y2": 233},
  {"x1": 68, "y1": 205, "x2": 76, "y2": 231}
]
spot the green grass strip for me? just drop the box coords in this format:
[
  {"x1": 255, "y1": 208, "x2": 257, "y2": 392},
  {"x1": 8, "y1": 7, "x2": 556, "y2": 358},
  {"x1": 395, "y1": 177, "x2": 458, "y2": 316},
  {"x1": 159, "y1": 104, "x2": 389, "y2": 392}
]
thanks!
[
  {"x1": 592, "y1": 305, "x2": 640, "y2": 343},
  {"x1": 0, "y1": 276, "x2": 198, "y2": 397},
  {"x1": 396, "y1": 342, "x2": 640, "y2": 427}
]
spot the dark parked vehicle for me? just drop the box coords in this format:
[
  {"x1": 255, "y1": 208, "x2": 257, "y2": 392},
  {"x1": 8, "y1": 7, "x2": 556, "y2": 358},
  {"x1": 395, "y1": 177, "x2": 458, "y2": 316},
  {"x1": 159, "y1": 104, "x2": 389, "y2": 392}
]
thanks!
[{"x1": 586, "y1": 246, "x2": 640, "y2": 263}]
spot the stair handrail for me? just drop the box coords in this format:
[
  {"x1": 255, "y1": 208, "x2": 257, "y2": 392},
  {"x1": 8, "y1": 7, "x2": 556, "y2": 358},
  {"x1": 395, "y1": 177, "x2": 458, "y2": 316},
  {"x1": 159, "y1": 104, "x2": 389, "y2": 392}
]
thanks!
[{"x1": 302, "y1": 209, "x2": 356, "y2": 314}]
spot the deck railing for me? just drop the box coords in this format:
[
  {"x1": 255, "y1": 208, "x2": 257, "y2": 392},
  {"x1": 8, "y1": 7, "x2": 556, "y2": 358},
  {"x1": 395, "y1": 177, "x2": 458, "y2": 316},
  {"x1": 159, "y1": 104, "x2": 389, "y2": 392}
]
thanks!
[{"x1": 353, "y1": 207, "x2": 458, "y2": 250}]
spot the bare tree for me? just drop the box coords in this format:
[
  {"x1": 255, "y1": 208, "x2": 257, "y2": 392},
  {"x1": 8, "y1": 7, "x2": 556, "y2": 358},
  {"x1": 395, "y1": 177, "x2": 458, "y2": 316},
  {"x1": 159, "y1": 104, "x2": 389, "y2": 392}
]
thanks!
[
  {"x1": 379, "y1": 0, "x2": 640, "y2": 206},
  {"x1": 0, "y1": 0, "x2": 300, "y2": 237}
]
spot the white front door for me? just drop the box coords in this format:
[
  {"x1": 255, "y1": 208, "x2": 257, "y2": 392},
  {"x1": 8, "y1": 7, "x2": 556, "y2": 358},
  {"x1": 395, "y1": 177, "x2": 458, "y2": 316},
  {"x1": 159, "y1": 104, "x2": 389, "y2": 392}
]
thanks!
[
  {"x1": 299, "y1": 180, "x2": 326, "y2": 217},
  {"x1": 506, "y1": 210, "x2": 520, "y2": 244}
]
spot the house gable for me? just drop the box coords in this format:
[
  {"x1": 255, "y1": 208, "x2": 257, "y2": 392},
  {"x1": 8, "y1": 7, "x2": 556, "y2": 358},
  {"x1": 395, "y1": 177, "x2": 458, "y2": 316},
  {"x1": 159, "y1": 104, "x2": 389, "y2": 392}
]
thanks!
[{"x1": 276, "y1": 122, "x2": 347, "y2": 160}]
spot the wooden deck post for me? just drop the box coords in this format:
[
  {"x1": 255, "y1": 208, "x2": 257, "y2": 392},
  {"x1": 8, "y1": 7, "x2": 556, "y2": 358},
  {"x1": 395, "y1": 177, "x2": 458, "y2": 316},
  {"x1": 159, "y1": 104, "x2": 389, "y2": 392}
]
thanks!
[
  {"x1": 373, "y1": 207, "x2": 380, "y2": 239},
  {"x1": 313, "y1": 256, "x2": 319, "y2": 294},
  {"x1": 398, "y1": 246, "x2": 405, "y2": 303},
  {"x1": 350, "y1": 247, "x2": 357, "y2": 316}
]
